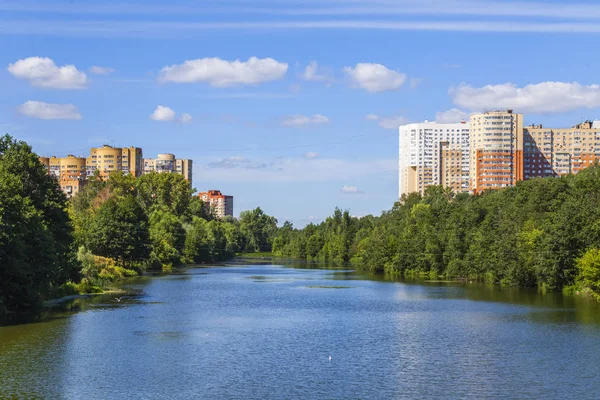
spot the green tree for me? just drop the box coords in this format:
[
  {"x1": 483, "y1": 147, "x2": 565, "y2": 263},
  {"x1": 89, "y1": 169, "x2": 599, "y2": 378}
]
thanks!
[
  {"x1": 0, "y1": 135, "x2": 75, "y2": 310},
  {"x1": 577, "y1": 248, "x2": 600, "y2": 300},
  {"x1": 148, "y1": 207, "x2": 186, "y2": 269},
  {"x1": 88, "y1": 195, "x2": 149, "y2": 267},
  {"x1": 239, "y1": 207, "x2": 278, "y2": 252}
]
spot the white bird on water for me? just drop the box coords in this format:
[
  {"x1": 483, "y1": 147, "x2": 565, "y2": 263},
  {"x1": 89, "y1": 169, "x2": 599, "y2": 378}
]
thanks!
[{"x1": 329, "y1": 355, "x2": 332, "y2": 361}]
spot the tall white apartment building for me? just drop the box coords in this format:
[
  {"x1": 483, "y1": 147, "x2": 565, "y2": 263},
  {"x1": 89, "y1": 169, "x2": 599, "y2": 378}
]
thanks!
[{"x1": 399, "y1": 121, "x2": 470, "y2": 197}]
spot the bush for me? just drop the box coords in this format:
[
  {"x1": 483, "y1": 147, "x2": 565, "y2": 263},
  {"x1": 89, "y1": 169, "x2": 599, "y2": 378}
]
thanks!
[{"x1": 576, "y1": 248, "x2": 600, "y2": 300}]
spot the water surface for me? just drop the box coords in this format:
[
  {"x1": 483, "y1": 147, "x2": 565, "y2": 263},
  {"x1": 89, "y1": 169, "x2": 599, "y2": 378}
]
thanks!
[{"x1": 1, "y1": 263, "x2": 600, "y2": 399}]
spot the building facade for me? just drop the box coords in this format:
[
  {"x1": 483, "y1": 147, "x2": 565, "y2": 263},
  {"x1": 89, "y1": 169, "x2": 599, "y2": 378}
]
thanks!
[
  {"x1": 198, "y1": 190, "x2": 233, "y2": 218},
  {"x1": 523, "y1": 120, "x2": 600, "y2": 179},
  {"x1": 144, "y1": 153, "x2": 193, "y2": 186},
  {"x1": 399, "y1": 121, "x2": 470, "y2": 197},
  {"x1": 39, "y1": 155, "x2": 87, "y2": 198},
  {"x1": 469, "y1": 110, "x2": 524, "y2": 193},
  {"x1": 86, "y1": 145, "x2": 143, "y2": 179}
]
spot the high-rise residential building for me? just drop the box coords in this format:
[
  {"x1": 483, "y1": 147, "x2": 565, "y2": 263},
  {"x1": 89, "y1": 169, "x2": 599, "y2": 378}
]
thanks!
[
  {"x1": 523, "y1": 120, "x2": 600, "y2": 179},
  {"x1": 39, "y1": 155, "x2": 87, "y2": 198},
  {"x1": 469, "y1": 110, "x2": 524, "y2": 193},
  {"x1": 198, "y1": 190, "x2": 233, "y2": 218},
  {"x1": 399, "y1": 121, "x2": 470, "y2": 197},
  {"x1": 86, "y1": 145, "x2": 143, "y2": 179},
  {"x1": 144, "y1": 153, "x2": 193, "y2": 186}
]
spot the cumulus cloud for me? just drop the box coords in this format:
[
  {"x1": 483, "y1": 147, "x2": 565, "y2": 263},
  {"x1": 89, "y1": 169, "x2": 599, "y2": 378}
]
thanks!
[
  {"x1": 342, "y1": 185, "x2": 363, "y2": 194},
  {"x1": 150, "y1": 105, "x2": 176, "y2": 121},
  {"x1": 179, "y1": 113, "x2": 193, "y2": 123},
  {"x1": 89, "y1": 66, "x2": 115, "y2": 75},
  {"x1": 281, "y1": 114, "x2": 330, "y2": 127},
  {"x1": 17, "y1": 101, "x2": 82, "y2": 120},
  {"x1": 436, "y1": 108, "x2": 469, "y2": 123},
  {"x1": 158, "y1": 57, "x2": 288, "y2": 87},
  {"x1": 304, "y1": 151, "x2": 319, "y2": 159},
  {"x1": 8, "y1": 57, "x2": 88, "y2": 89},
  {"x1": 452, "y1": 81, "x2": 600, "y2": 114},
  {"x1": 150, "y1": 105, "x2": 192, "y2": 123},
  {"x1": 366, "y1": 114, "x2": 409, "y2": 129},
  {"x1": 344, "y1": 63, "x2": 406, "y2": 92}
]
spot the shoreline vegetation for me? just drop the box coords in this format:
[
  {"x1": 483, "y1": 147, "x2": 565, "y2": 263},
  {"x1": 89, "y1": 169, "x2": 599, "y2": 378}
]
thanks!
[
  {"x1": 1, "y1": 135, "x2": 278, "y2": 314},
  {"x1": 271, "y1": 168, "x2": 600, "y2": 301}
]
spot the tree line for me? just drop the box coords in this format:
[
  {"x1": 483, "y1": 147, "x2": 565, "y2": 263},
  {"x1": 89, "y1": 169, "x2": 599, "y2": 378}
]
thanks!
[
  {"x1": 0, "y1": 135, "x2": 278, "y2": 312},
  {"x1": 273, "y1": 166, "x2": 600, "y2": 299}
]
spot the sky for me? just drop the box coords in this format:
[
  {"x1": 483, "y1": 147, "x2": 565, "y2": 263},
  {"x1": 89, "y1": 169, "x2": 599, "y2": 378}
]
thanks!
[{"x1": 3, "y1": 0, "x2": 600, "y2": 226}]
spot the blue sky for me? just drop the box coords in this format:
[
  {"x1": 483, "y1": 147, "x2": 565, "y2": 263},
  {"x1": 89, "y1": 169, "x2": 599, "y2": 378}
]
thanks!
[{"x1": 3, "y1": 0, "x2": 600, "y2": 226}]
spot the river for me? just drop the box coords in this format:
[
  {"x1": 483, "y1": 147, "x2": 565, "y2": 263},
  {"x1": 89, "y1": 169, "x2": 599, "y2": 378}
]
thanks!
[{"x1": 1, "y1": 262, "x2": 600, "y2": 399}]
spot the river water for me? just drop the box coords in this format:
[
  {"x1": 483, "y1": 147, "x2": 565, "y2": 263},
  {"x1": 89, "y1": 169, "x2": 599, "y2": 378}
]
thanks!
[{"x1": 1, "y1": 262, "x2": 600, "y2": 399}]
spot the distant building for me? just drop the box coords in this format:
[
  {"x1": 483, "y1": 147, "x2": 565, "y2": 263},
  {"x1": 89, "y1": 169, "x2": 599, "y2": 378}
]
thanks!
[
  {"x1": 86, "y1": 145, "x2": 144, "y2": 179},
  {"x1": 523, "y1": 120, "x2": 600, "y2": 179},
  {"x1": 198, "y1": 190, "x2": 233, "y2": 218},
  {"x1": 399, "y1": 120, "x2": 470, "y2": 197},
  {"x1": 144, "y1": 153, "x2": 193, "y2": 186},
  {"x1": 469, "y1": 110, "x2": 524, "y2": 193},
  {"x1": 39, "y1": 155, "x2": 87, "y2": 198}
]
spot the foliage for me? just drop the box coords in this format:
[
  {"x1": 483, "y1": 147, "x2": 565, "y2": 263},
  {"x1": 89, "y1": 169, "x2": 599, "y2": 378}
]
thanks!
[
  {"x1": 239, "y1": 207, "x2": 278, "y2": 252},
  {"x1": 576, "y1": 248, "x2": 600, "y2": 300},
  {"x1": 272, "y1": 167, "x2": 600, "y2": 292},
  {"x1": 0, "y1": 135, "x2": 76, "y2": 310},
  {"x1": 87, "y1": 195, "x2": 150, "y2": 267}
]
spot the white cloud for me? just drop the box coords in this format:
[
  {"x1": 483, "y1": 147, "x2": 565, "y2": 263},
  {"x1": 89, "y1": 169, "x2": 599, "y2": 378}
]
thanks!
[
  {"x1": 7, "y1": 57, "x2": 88, "y2": 89},
  {"x1": 150, "y1": 105, "x2": 176, "y2": 121},
  {"x1": 179, "y1": 113, "x2": 193, "y2": 123},
  {"x1": 304, "y1": 151, "x2": 319, "y2": 159},
  {"x1": 301, "y1": 61, "x2": 333, "y2": 82},
  {"x1": 436, "y1": 108, "x2": 469, "y2": 123},
  {"x1": 158, "y1": 57, "x2": 288, "y2": 87},
  {"x1": 452, "y1": 82, "x2": 600, "y2": 114},
  {"x1": 17, "y1": 101, "x2": 82, "y2": 120},
  {"x1": 366, "y1": 114, "x2": 409, "y2": 129},
  {"x1": 89, "y1": 66, "x2": 115, "y2": 75},
  {"x1": 281, "y1": 114, "x2": 330, "y2": 127},
  {"x1": 342, "y1": 185, "x2": 363, "y2": 194},
  {"x1": 343, "y1": 63, "x2": 406, "y2": 92},
  {"x1": 10, "y1": 20, "x2": 600, "y2": 38}
]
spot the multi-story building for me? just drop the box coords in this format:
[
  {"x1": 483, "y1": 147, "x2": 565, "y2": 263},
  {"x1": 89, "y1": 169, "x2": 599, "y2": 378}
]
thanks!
[
  {"x1": 523, "y1": 120, "x2": 600, "y2": 178},
  {"x1": 469, "y1": 110, "x2": 524, "y2": 193},
  {"x1": 198, "y1": 190, "x2": 233, "y2": 218},
  {"x1": 399, "y1": 121, "x2": 470, "y2": 197},
  {"x1": 144, "y1": 153, "x2": 193, "y2": 186},
  {"x1": 39, "y1": 155, "x2": 87, "y2": 198},
  {"x1": 86, "y1": 145, "x2": 143, "y2": 179},
  {"x1": 399, "y1": 110, "x2": 600, "y2": 197}
]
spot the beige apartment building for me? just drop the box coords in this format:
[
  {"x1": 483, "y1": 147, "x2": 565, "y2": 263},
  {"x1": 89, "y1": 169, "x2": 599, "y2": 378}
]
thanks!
[
  {"x1": 523, "y1": 120, "x2": 600, "y2": 179},
  {"x1": 86, "y1": 145, "x2": 144, "y2": 179},
  {"x1": 469, "y1": 110, "x2": 524, "y2": 193},
  {"x1": 39, "y1": 155, "x2": 87, "y2": 198},
  {"x1": 144, "y1": 153, "x2": 193, "y2": 186}
]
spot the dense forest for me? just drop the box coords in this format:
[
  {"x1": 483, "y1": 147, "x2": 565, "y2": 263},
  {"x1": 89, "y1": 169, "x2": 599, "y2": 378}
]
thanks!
[
  {"x1": 273, "y1": 166, "x2": 600, "y2": 299},
  {"x1": 0, "y1": 135, "x2": 278, "y2": 312}
]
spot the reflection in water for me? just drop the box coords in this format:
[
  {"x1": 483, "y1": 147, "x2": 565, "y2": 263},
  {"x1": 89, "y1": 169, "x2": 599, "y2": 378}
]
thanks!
[{"x1": 1, "y1": 263, "x2": 600, "y2": 399}]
